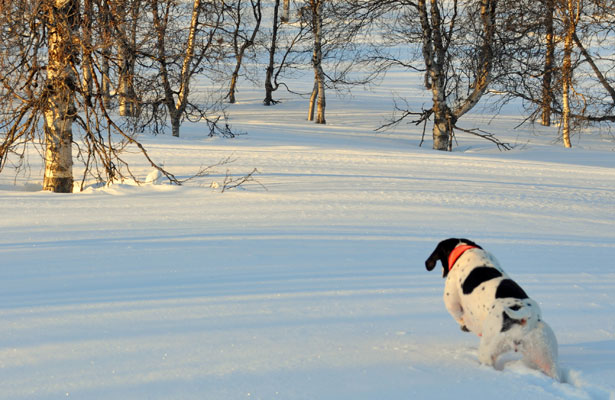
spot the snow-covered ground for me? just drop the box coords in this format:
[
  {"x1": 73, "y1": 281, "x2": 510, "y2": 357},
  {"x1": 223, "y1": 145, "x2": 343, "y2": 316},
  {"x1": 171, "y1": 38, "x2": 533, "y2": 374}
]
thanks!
[{"x1": 1, "y1": 72, "x2": 614, "y2": 399}]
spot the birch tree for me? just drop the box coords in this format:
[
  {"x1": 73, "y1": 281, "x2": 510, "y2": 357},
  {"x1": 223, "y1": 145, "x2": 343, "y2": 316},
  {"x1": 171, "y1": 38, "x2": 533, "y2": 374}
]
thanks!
[
  {"x1": 281, "y1": 0, "x2": 290, "y2": 22},
  {"x1": 559, "y1": 0, "x2": 580, "y2": 148},
  {"x1": 263, "y1": 0, "x2": 283, "y2": 106},
  {"x1": 43, "y1": 0, "x2": 80, "y2": 192},
  {"x1": 99, "y1": 0, "x2": 112, "y2": 108},
  {"x1": 541, "y1": 0, "x2": 556, "y2": 126},
  {"x1": 501, "y1": 0, "x2": 615, "y2": 146},
  {"x1": 148, "y1": 0, "x2": 226, "y2": 137},
  {"x1": 302, "y1": 0, "x2": 375, "y2": 125},
  {"x1": 110, "y1": 0, "x2": 142, "y2": 117},
  {"x1": 307, "y1": 0, "x2": 326, "y2": 124},
  {"x1": 357, "y1": 0, "x2": 505, "y2": 150},
  {"x1": 263, "y1": 0, "x2": 309, "y2": 106},
  {"x1": 557, "y1": 0, "x2": 615, "y2": 146},
  {"x1": 0, "y1": 0, "x2": 178, "y2": 191},
  {"x1": 225, "y1": 0, "x2": 262, "y2": 104}
]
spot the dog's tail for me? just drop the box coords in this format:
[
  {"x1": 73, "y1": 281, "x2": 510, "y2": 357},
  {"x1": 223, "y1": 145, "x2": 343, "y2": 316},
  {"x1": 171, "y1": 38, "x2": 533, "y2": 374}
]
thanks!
[{"x1": 501, "y1": 303, "x2": 534, "y2": 332}]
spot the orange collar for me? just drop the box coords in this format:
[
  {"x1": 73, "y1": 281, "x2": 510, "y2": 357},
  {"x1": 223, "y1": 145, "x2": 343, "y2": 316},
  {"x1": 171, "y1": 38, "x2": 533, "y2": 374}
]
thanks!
[{"x1": 448, "y1": 245, "x2": 478, "y2": 271}]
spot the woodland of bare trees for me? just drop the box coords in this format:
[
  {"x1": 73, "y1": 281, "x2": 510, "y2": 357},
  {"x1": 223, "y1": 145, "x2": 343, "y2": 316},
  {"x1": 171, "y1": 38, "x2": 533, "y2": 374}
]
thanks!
[
  {"x1": 1, "y1": 0, "x2": 614, "y2": 192},
  {"x1": 354, "y1": 0, "x2": 615, "y2": 150}
]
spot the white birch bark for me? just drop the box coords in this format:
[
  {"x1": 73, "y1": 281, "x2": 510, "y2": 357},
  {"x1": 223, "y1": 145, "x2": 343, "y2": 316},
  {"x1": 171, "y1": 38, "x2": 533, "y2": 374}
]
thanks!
[
  {"x1": 308, "y1": 80, "x2": 317, "y2": 121},
  {"x1": 152, "y1": 0, "x2": 202, "y2": 137},
  {"x1": 177, "y1": 0, "x2": 201, "y2": 110},
  {"x1": 450, "y1": 0, "x2": 495, "y2": 119},
  {"x1": 560, "y1": 0, "x2": 580, "y2": 148},
  {"x1": 43, "y1": 0, "x2": 79, "y2": 193},
  {"x1": 117, "y1": 0, "x2": 139, "y2": 117},
  {"x1": 419, "y1": 0, "x2": 450, "y2": 150},
  {"x1": 174, "y1": 0, "x2": 200, "y2": 136},
  {"x1": 419, "y1": 0, "x2": 496, "y2": 151},
  {"x1": 309, "y1": 0, "x2": 326, "y2": 124}
]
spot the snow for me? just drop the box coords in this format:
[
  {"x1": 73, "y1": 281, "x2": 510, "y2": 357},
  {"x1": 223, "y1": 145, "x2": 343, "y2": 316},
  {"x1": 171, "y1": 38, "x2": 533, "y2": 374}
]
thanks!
[{"x1": 1, "y1": 72, "x2": 615, "y2": 399}]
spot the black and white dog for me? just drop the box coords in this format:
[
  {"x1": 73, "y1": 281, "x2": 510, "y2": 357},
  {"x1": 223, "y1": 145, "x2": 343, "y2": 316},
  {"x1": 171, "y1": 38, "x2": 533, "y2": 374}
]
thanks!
[{"x1": 425, "y1": 238, "x2": 560, "y2": 380}]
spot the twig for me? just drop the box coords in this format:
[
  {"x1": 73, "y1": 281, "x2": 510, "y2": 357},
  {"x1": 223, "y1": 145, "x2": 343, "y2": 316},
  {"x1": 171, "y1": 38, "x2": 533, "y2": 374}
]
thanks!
[
  {"x1": 221, "y1": 168, "x2": 266, "y2": 192},
  {"x1": 177, "y1": 155, "x2": 236, "y2": 185},
  {"x1": 454, "y1": 125, "x2": 513, "y2": 151}
]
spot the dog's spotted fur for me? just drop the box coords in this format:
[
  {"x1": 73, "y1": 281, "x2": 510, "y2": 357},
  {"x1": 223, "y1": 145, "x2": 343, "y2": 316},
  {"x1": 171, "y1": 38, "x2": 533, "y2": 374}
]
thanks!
[{"x1": 426, "y1": 238, "x2": 560, "y2": 380}]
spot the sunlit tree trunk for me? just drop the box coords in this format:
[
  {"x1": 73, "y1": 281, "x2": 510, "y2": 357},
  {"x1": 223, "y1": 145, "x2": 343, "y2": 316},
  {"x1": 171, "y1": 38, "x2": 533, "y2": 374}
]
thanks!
[
  {"x1": 82, "y1": 0, "x2": 94, "y2": 106},
  {"x1": 418, "y1": 0, "x2": 451, "y2": 150},
  {"x1": 418, "y1": 0, "x2": 496, "y2": 151},
  {"x1": 118, "y1": 48, "x2": 137, "y2": 116},
  {"x1": 116, "y1": 0, "x2": 140, "y2": 117},
  {"x1": 308, "y1": 80, "x2": 317, "y2": 121},
  {"x1": 560, "y1": 0, "x2": 579, "y2": 148},
  {"x1": 561, "y1": 37, "x2": 573, "y2": 148},
  {"x1": 541, "y1": 0, "x2": 555, "y2": 126},
  {"x1": 174, "y1": 0, "x2": 201, "y2": 136},
  {"x1": 152, "y1": 0, "x2": 202, "y2": 137},
  {"x1": 308, "y1": 0, "x2": 326, "y2": 124},
  {"x1": 43, "y1": 0, "x2": 80, "y2": 193},
  {"x1": 100, "y1": 0, "x2": 112, "y2": 109}
]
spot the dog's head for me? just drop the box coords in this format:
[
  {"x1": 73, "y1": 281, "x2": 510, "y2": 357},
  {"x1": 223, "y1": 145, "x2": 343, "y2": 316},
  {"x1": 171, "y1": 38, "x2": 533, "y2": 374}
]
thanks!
[{"x1": 425, "y1": 238, "x2": 482, "y2": 277}]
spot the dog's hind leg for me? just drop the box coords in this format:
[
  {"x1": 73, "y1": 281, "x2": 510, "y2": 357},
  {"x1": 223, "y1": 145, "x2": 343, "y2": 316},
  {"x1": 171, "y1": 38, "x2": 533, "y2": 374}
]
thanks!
[
  {"x1": 519, "y1": 321, "x2": 560, "y2": 381},
  {"x1": 478, "y1": 333, "x2": 511, "y2": 367},
  {"x1": 478, "y1": 337, "x2": 496, "y2": 366}
]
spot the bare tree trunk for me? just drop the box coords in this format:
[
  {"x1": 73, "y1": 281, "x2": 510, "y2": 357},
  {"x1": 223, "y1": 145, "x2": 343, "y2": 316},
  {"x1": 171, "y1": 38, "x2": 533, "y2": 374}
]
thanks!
[
  {"x1": 541, "y1": 0, "x2": 555, "y2": 126},
  {"x1": 118, "y1": 49, "x2": 137, "y2": 116},
  {"x1": 310, "y1": 0, "x2": 326, "y2": 124},
  {"x1": 228, "y1": 0, "x2": 262, "y2": 104},
  {"x1": 419, "y1": 0, "x2": 451, "y2": 150},
  {"x1": 573, "y1": 32, "x2": 615, "y2": 104},
  {"x1": 264, "y1": 0, "x2": 280, "y2": 105},
  {"x1": 82, "y1": 0, "x2": 94, "y2": 106},
  {"x1": 173, "y1": 0, "x2": 201, "y2": 135},
  {"x1": 101, "y1": 0, "x2": 112, "y2": 109},
  {"x1": 101, "y1": 56, "x2": 111, "y2": 108},
  {"x1": 116, "y1": 0, "x2": 140, "y2": 117},
  {"x1": 308, "y1": 80, "x2": 317, "y2": 121},
  {"x1": 43, "y1": 0, "x2": 80, "y2": 193},
  {"x1": 432, "y1": 107, "x2": 452, "y2": 151},
  {"x1": 561, "y1": 24, "x2": 573, "y2": 148},
  {"x1": 152, "y1": 0, "x2": 203, "y2": 137},
  {"x1": 315, "y1": 72, "x2": 326, "y2": 124},
  {"x1": 418, "y1": 0, "x2": 496, "y2": 151},
  {"x1": 228, "y1": 73, "x2": 239, "y2": 104},
  {"x1": 560, "y1": 0, "x2": 579, "y2": 148},
  {"x1": 451, "y1": 0, "x2": 496, "y2": 118},
  {"x1": 281, "y1": 0, "x2": 290, "y2": 23}
]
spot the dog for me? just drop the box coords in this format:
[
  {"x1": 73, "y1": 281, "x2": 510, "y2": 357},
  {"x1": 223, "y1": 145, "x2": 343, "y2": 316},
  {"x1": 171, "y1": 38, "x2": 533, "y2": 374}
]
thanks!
[{"x1": 425, "y1": 238, "x2": 560, "y2": 380}]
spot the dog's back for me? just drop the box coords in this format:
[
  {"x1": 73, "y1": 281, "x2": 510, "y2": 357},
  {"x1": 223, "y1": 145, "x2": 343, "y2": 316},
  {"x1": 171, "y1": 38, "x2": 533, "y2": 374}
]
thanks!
[{"x1": 444, "y1": 247, "x2": 509, "y2": 334}]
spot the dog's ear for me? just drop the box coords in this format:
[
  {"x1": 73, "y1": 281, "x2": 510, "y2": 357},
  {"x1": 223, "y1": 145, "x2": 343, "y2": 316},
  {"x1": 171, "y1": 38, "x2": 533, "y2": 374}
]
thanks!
[
  {"x1": 425, "y1": 238, "x2": 471, "y2": 278},
  {"x1": 425, "y1": 246, "x2": 443, "y2": 271}
]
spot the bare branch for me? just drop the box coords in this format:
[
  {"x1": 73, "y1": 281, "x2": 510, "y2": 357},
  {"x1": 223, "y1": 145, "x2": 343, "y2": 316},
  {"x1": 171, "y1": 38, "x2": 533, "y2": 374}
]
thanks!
[
  {"x1": 453, "y1": 125, "x2": 513, "y2": 151},
  {"x1": 221, "y1": 167, "x2": 266, "y2": 192}
]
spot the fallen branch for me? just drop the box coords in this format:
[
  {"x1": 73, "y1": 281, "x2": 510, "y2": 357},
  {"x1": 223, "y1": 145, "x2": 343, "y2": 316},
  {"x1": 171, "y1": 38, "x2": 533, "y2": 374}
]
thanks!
[
  {"x1": 454, "y1": 125, "x2": 513, "y2": 151},
  {"x1": 177, "y1": 155, "x2": 236, "y2": 185},
  {"x1": 221, "y1": 168, "x2": 266, "y2": 192}
]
